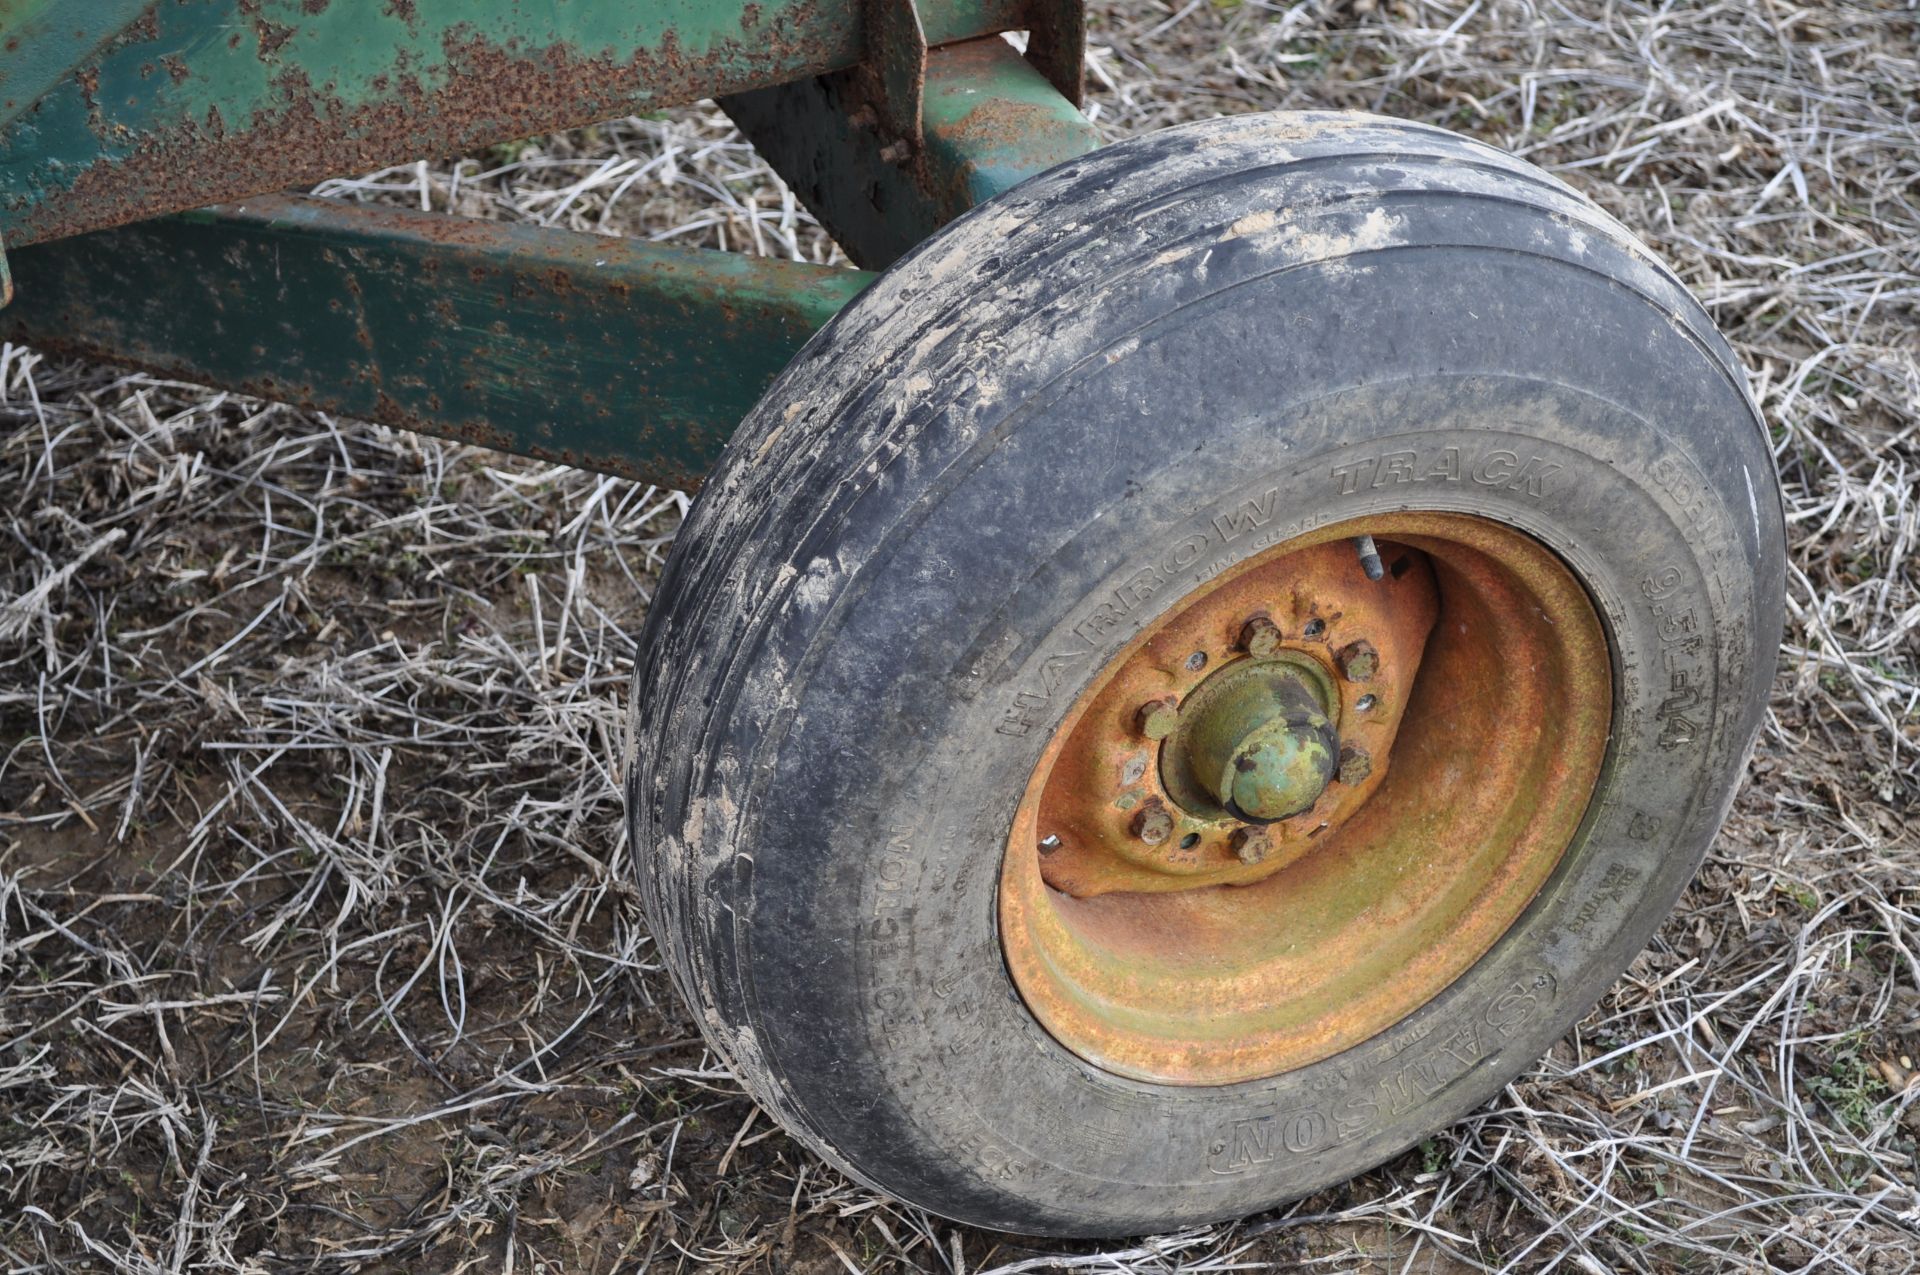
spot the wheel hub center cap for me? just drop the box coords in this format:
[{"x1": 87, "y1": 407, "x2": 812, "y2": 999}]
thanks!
[{"x1": 1164, "y1": 657, "x2": 1339, "y2": 823}]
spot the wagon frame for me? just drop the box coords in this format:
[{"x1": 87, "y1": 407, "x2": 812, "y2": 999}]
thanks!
[{"x1": 0, "y1": 0, "x2": 1096, "y2": 487}]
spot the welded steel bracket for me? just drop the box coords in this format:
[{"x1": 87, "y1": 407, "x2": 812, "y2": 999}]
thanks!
[
  {"x1": 724, "y1": 36, "x2": 1100, "y2": 270},
  {"x1": 1025, "y1": 0, "x2": 1088, "y2": 106},
  {"x1": 853, "y1": 0, "x2": 1084, "y2": 159},
  {"x1": 866, "y1": 0, "x2": 930, "y2": 154}
]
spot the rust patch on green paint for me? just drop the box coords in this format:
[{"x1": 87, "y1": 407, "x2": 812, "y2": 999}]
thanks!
[{"x1": 0, "y1": 0, "x2": 885, "y2": 247}]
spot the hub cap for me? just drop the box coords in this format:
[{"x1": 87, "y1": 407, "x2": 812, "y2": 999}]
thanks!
[
  {"x1": 1165, "y1": 656, "x2": 1339, "y2": 823},
  {"x1": 998, "y1": 513, "x2": 1611, "y2": 1085}
]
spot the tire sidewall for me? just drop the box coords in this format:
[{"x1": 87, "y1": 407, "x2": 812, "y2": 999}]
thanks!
[
  {"x1": 633, "y1": 114, "x2": 1785, "y2": 1236},
  {"x1": 740, "y1": 374, "x2": 1768, "y2": 1234}
]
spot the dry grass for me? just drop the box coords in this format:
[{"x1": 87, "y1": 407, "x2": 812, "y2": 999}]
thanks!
[{"x1": 2, "y1": 0, "x2": 1916, "y2": 1270}]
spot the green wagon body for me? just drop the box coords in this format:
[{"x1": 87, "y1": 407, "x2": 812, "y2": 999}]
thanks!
[{"x1": 0, "y1": 0, "x2": 1097, "y2": 486}]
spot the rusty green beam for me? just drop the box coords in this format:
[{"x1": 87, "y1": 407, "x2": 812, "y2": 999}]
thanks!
[
  {"x1": 0, "y1": 0, "x2": 1036, "y2": 249},
  {"x1": 722, "y1": 35, "x2": 1100, "y2": 270},
  {"x1": 0, "y1": 195, "x2": 874, "y2": 488}
]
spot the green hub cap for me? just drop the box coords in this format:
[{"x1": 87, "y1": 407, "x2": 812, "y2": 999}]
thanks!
[{"x1": 1163, "y1": 658, "x2": 1340, "y2": 823}]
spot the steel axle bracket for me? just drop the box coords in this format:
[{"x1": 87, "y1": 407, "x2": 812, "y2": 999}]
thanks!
[
  {"x1": 1025, "y1": 0, "x2": 1088, "y2": 106},
  {"x1": 864, "y1": 0, "x2": 930, "y2": 155},
  {"x1": 854, "y1": 0, "x2": 1085, "y2": 162}
]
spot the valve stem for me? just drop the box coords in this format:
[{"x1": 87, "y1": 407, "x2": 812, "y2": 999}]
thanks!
[{"x1": 1355, "y1": 534, "x2": 1385, "y2": 581}]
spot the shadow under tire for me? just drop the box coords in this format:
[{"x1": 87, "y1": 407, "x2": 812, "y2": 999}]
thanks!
[{"x1": 626, "y1": 111, "x2": 1785, "y2": 1237}]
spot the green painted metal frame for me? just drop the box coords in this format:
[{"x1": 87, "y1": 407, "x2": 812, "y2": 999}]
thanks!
[
  {"x1": 0, "y1": 0, "x2": 156, "y2": 132},
  {"x1": 0, "y1": 0, "x2": 1035, "y2": 248},
  {"x1": 0, "y1": 195, "x2": 874, "y2": 490},
  {"x1": 0, "y1": 0, "x2": 1100, "y2": 485},
  {"x1": 724, "y1": 35, "x2": 1098, "y2": 271}
]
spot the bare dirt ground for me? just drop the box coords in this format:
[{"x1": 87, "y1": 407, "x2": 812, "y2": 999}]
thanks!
[{"x1": 3, "y1": 1, "x2": 1917, "y2": 1270}]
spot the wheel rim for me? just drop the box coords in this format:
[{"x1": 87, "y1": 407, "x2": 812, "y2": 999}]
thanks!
[{"x1": 998, "y1": 512, "x2": 1612, "y2": 1086}]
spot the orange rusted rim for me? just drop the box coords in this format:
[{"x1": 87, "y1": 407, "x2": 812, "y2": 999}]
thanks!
[{"x1": 999, "y1": 513, "x2": 1611, "y2": 1086}]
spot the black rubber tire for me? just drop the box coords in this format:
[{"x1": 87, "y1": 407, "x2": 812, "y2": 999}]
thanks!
[{"x1": 625, "y1": 111, "x2": 1784, "y2": 1237}]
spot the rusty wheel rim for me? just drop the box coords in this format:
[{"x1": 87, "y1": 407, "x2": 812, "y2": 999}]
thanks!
[{"x1": 998, "y1": 513, "x2": 1612, "y2": 1086}]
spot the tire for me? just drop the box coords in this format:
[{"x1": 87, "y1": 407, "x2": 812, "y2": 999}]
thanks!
[{"x1": 625, "y1": 111, "x2": 1785, "y2": 1236}]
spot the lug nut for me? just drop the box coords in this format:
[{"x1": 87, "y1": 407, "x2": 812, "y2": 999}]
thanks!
[
  {"x1": 1136, "y1": 697, "x2": 1180, "y2": 740},
  {"x1": 1230, "y1": 826, "x2": 1273, "y2": 864},
  {"x1": 1337, "y1": 743, "x2": 1373, "y2": 786},
  {"x1": 1336, "y1": 639, "x2": 1379, "y2": 682},
  {"x1": 1238, "y1": 615, "x2": 1283, "y2": 658},
  {"x1": 1132, "y1": 803, "x2": 1175, "y2": 846}
]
